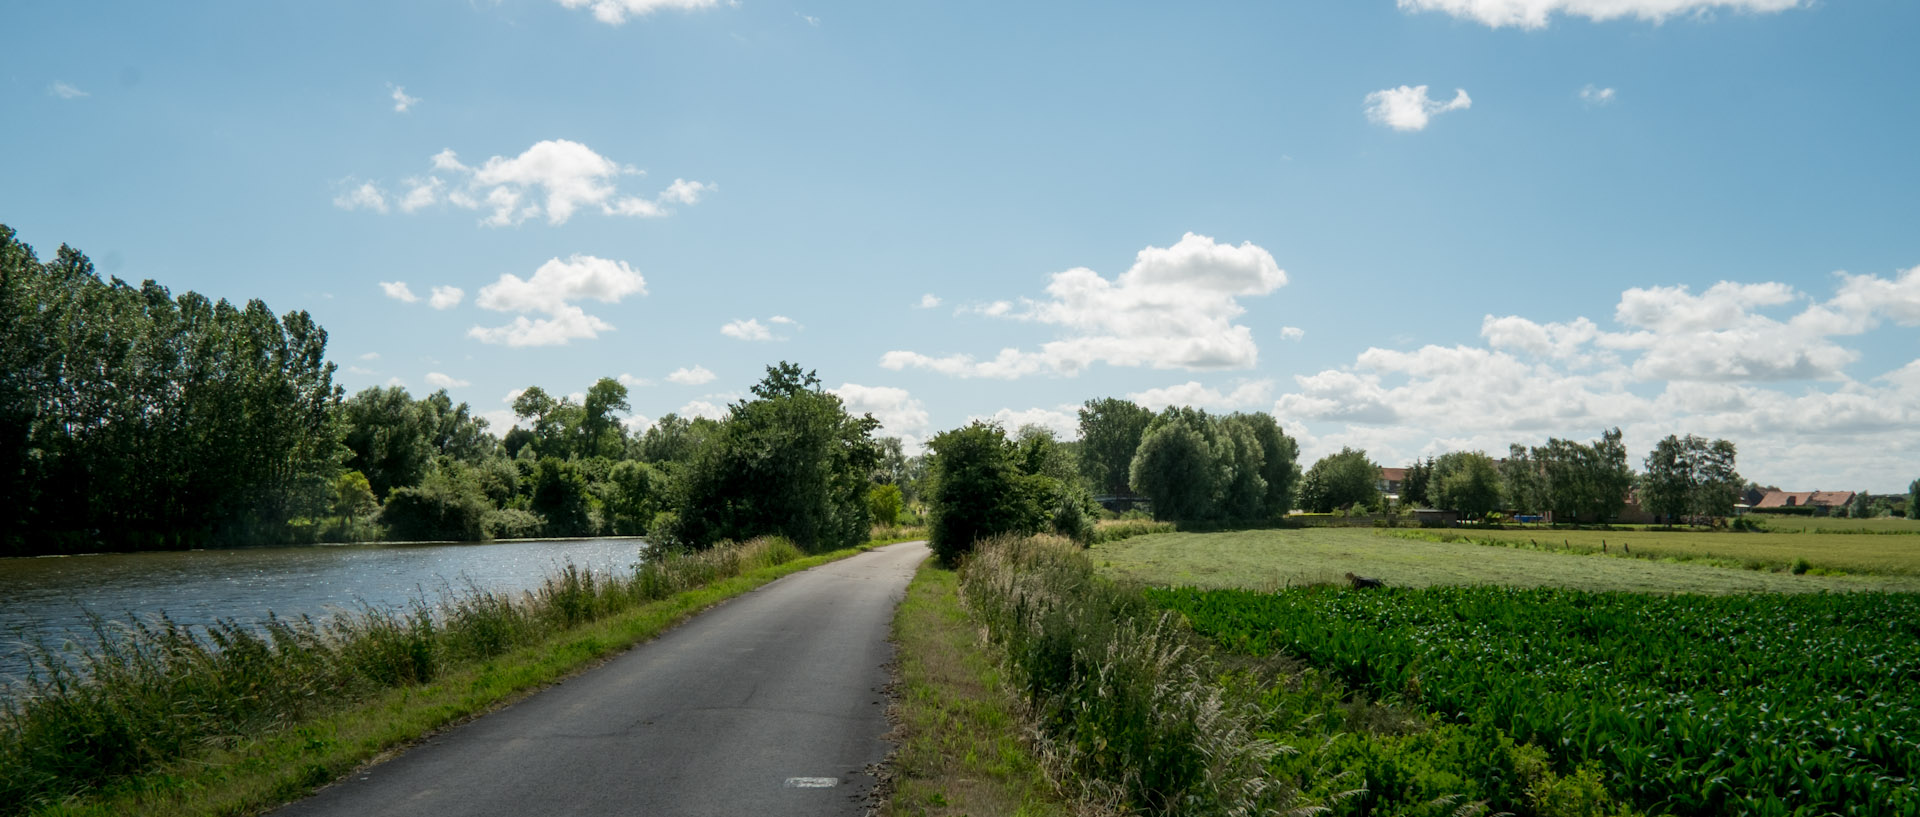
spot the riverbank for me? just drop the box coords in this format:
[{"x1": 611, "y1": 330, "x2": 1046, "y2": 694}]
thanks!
[{"x1": 0, "y1": 537, "x2": 902, "y2": 817}]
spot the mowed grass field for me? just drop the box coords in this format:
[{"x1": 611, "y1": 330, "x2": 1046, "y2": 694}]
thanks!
[
  {"x1": 1091, "y1": 527, "x2": 1920, "y2": 594},
  {"x1": 1431, "y1": 518, "x2": 1920, "y2": 575}
]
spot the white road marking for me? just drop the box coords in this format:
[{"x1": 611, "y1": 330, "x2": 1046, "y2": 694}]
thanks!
[{"x1": 783, "y1": 777, "x2": 838, "y2": 788}]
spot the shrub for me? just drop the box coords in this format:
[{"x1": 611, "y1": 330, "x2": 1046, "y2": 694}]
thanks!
[{"x1": 483, "y1": 508, "x2": 545, "y2": 540}]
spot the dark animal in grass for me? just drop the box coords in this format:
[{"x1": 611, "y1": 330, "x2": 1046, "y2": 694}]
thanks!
[{"x1": 1345, "y1": 572, "x2": 1385, "y2": 589}]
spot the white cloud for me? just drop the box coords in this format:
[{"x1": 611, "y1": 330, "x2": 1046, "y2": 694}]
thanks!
[
  {"x1": 425, "y1": 372, "x2": 470, "y2": 388},
  {"x1": 348, "y1": 140, "x2": 711, "y2": 227},
  {"x1": 678, "y1": 400, "x2": 727, "y2": 421},
  {"x1": 667, "y1": 365, "x2": 717, "y2": 385},
  {"x1": 1280, "y1": 326, "x2": 1306, "y2": 341},
  {"x1": 347, "y1": 366, "x2": 374, "y2": 375},
  {"x1": 399, "y1": 177, "x2": 443, "y2": 212},
  {"x1": 389, "y1": 83, "x2": 420, "y2": 113},
  {"x1": 556, "y1": 0, "x2": 722, "y2": 25},
  {"x1": 971, "y1": 405, "x2": 1081, "y2": 441},
  {"x1": 917, "y1": 294, "x2": 942, "y2": 309},
  {"x1": 48, "y1": 81, "x2": 88, "y2": 99},
  {"x1": 721, "y1": 318, "x2": 776, "y2": 341},
  {"x1": 386, "y1": 377, "x2": 407, "y2": 388},
  {"x1": 359, "y1": 352, "x2": 381, "y2": 360},
  {"x1": 469, "y1": 254, "x2": 647, "y2": 346},
  {"x1": 1269, "y1": 263, "x2": 1920, "y2": 490},
  {"x1": 799, "y1": 13, "x2": 820, "y2": 26},
  {"x1": 379, "y1": 281, "x2": 419, "y2": 303},
  {"x1": 833, "y1": 383, "x2": 930, "y2": 451},
  {"x1": 334, "y1": 180, "x2": 389, "y2": 213},
  {"x1": 1365, "y1": 85, "x2": 1472, "y2": 132},
  {"x1": 769, "y1": 315, "x2": 799, "y2": 326},
  {"x1": 429, "y1": 285, "x2": 464, "y2": 310},
  {"x1": 1129, "y1": 380, "x2": 1275, "y2": 412},
  {"x1": 1580, "y1": 85, "x2": 1617, "y2": 105},
  {"x1": 883, "y1": 233, "x2": 1288, "y2": 379},
  {"x1": 618, "y1": 373, "x2": 653, "y2": 387},
  {"x1": 1397, "y1": 0, "x2": 1803, "y2": 29}
]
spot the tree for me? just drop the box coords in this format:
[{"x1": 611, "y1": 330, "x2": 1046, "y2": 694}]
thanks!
[
  {"x1": 1430, "y1": 451, "x2": 1504, "y2": 521},
  {"x1": 1909, "y1": 479, "x2": 1919, "y2": 521},
  {"x1": 1228, "y1": 412, "x2": 1300, "y2": 517},
  {"x1": 577, "y1": 377, "x2": 631, "y2": 460},
  {"x1": 530, "y1": 457, "x2": 595, "y2": 536},
  {"x1": 668, "y1": 363, "x2": 880, "y2": 551},
  {"x1": 380, "y1": 462, "x2": 491, "y2": 542},
  {"x1": 1497, "y1": 447, "x2": 1542, "y2": 517},
  {"x1": 868, "y1": 483, "x2": 904, "y2": 527},
  {"x1": 602, "y1": 460, "x2": 663, "y2": 536},
  {"x1": 1402, "y1": 457, "x2": 1435, "y2": 508},
  {"x1": 341, "y1": 386, "x2": 433, "y2": 500},
  {"x1": 330, "y1": 471, "x2": 378, "y2": 522},
  {"x1": 1129, "y1": 411, "x2": 1222, "y2": 521},
  {"x1": 1528, "y1": 429, "x2": 1633, "y2": 524},
  {"x1": 1077, "y1": 397, "x2": 1154, "y2": 496},
  {"x1": 925, "y1": 422, "x2": 1047, "y2": 565},
  {"x1": 1642, "y1": 434, "x2": 1742, "y2": 525},
  {"x1": 1298, "y1": 448, "x2": 1382, "y2": 513}
]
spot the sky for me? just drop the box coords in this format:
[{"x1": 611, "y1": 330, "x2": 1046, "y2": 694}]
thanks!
[{"x1": 5, "y1": 0, "x2": 1917, "y2": 492}]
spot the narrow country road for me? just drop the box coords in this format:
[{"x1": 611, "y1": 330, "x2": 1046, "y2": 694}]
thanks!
[{"x1": 274, "y1": 541, "x2": 930, "y2": 817}]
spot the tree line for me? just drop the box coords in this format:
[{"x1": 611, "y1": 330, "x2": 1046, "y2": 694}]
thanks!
[{"x1": 0, "y1": 227, "x2": 908, "y2": 556}]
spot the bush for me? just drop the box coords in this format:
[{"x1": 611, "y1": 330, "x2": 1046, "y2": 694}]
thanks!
[
  {"x1": 925, "y1": 422, "x2": 1046, "y2": 566},
  {"x1": 483, "y1": 508, "x2": 546, "y2": 540},
  {"x1": 379, "y1": 467, "x2": 492, "y2": 542}
]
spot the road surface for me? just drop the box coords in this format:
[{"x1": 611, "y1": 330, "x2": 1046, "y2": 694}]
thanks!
[{"x1": 274, "y1": 541, "x2": 930, "y2": 817}]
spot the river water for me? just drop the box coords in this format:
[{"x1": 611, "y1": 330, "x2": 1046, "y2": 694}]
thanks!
[{"x1": 0, "y1": 538, "x2": 648, "y2": 685}]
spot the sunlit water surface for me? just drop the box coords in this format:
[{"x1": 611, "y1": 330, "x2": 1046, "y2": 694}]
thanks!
[{"x1": 0, "y1": 538, "x2": 647, "y2": 684}]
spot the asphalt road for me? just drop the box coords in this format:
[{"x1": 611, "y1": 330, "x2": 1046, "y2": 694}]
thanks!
[{"x1": 274, "y1": 541, "x2": 930, "y2": 817}]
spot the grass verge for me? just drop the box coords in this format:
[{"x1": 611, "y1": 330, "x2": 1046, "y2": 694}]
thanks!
[
  {"x1": 4, "y1": 538, "x2": 881, "y2": 817},
  {"x1": 1093, "y1": 527, "x2": 1920, "y2": 594},
  {"x1": 877, "y1": 560, "x2": 1076, "y2": 817},
  {"x1": 1397, "y1": 524, "x2": 1920, "y2": 576}
]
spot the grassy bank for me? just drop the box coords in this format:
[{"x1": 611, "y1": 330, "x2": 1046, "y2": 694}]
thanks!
[
  {"x1": 1092, "y1": 528, "x2": 1920, "y2": 594},
  {"x1": 877, "y1": 561, "x2": 1074, "y2": 817},
  {"x1": 0, "y1": 537, "x2": 884, "y2": 817}
]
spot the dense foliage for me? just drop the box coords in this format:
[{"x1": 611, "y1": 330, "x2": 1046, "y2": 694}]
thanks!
[
  {"x1": 1076, "y1": 397, "x2": 1154, "y2": 496},
  {"x1": 1150, "y1": 585, "x2": 1920, "y2": 816},
  {"x1": 1641, "y1": 433, "x2": 1742, "y2": 524},
  {"x1": 1127, "y1": 407, "x2": 1298, "y2": 522},
  {"x1": 924, "y1": 423, "x2": 1050, "y2": 564},
  {"x1": 666, "y1": 363, "x2": 881, "y2": 551},
  {"x1": 1297, "y1": 447, "x2": 1381, "y2": 513},
  {"x1": 0, "y1": 227, "x2": 342, "y2": 554}
]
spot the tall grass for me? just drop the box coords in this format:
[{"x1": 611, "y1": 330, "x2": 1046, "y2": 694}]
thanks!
[
  {"x1": 1090, "y1": 518, "x2": 1175, "y2": 545},
  {"x1": 0, "y1": 536, "x2": 805, "y2": 816},
  {"x1": 959, "y1": 535, "x2": 1297, "y2": 817}
]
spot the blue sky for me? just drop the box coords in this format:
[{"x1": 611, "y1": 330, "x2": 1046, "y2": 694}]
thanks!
[{"x1": 6, "y1": 0, "x2": 1917, "y2": 492}]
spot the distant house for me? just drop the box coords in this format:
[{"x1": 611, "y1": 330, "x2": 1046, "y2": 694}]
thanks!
[
  {"x1": 1378, "y1": 467, "x2": 1407, "y2": 501},
  {"x1": 1753, "y1": 490, "x2": 1856, "y2": 511}
]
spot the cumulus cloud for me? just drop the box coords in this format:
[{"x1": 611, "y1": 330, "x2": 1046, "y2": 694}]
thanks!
[
  {"x1": 1270, "y1": 263, "x2": 1920, "y2": 489},
  {"x1": 667, "y1": 365, "x2": 716, "y2": 385},
  {"x1": 1580, "y1": 84, "x2": 1617, "y2": 105},
  {"x1": 917, "y1": 294, "x2": 942, "y2": 309},
  {"x1": 48, "y1": 81, "x2": 88, "y2": 99},
  {"x1": 1280, "y1": 326, "x2": 1306, "y2": 341},
  {"x1": 379, "y1": 281, "x2": 419, "y2": 303},
  {"x1": 721, "y1": 317, "x2": 799, "y2": 341},
  {"x1": 1129, "y1": 380, "x2": 1275, "y2": 412},
  {"x1": 469, "y1": 255, "x2": 647, "y2": 346},
  {"x1": 555, "y1": 0, "x2": 722, "y2": 25},
  {"x1": 346, "y1": 140, "x2": 712, "y2": 227},
  {"x1": 359, "y1": 352, "x2": 381, "y2": 361},
  {"x1": 429, "y1": 285, "x2": 464, "y2": 310},
  {"x1": 834, "y1": 383, "x2": 930, "y2": 450},
  {"x1": 1365, "y1": 85, "x2": 1472, "y2": 132},
  {"x1": 678, "y1": 400, "x2": 727, "y2": 421},
  {"x1": 334, "y1": 180, "x2": 389, "y2": 213},
  {"x1": 425, "y1": 372, "x2": 470, "y2": 388},
  {"x1": 389, "y1": 83, "x2": 419, "y2": 113},
  {"x1": 618, "y1": 373, "x2": 653, "y2": 387},
  {"x1": 883, "y1": 233, "x2": 1288, "y2": 379},
  {"x1": 970, "y1": 405, "x2": 1081, "y2": 441},
  {"x1": 1397, "y1": 0, "x2": 1803, "y2": 28}
]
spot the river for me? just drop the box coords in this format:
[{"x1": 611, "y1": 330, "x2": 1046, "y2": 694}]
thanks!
[{"x1": 0, "y1": 538, "x2": 648, "y2": 685}]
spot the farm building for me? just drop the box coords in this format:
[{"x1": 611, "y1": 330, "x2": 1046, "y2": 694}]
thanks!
[{"x1": 1753, "y1": 490, "x2": 1856, "y2": 511}]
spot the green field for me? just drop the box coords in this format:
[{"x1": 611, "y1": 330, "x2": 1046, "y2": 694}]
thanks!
[
  {"x1": 1446, "y1": 521, "x2": 1920, "y2": 575},
  {"x1": 1091, "y1": 527, "x2": 1920, "y2": 593},
  {"x1": 1148, "y1": 585, "x2": 1920, "y2": 816}
]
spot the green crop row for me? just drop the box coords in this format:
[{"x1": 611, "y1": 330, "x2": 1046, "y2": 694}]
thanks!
[{"x1": 1146, "y1": 586, "x2": 1920, "y2": 817}]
